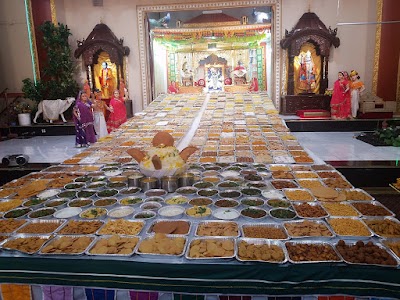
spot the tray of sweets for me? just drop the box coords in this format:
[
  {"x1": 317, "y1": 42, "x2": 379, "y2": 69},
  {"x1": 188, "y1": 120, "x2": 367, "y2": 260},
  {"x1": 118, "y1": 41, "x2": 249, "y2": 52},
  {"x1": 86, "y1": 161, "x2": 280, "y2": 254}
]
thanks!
[
  {"x1": 322, "y1": 177, "x2": 353, "y2": 189},
  {"x1": 283, "y1": 219, "x2": 335, "y2": 238},
  {"x1": 58, "y1": 220, "x2": 104, "y2": 235},
  {"x1": 136, "y1": 233, "x2": 187, "y2": 257},
  {"x1": 338, "y1": 188, "x2": 374, "y2": 201},
  {"x1": 321, "y1": 202, "x2": 360, "y2": 217},
  {"x1": 380, "y1": 238, "x2": 400, "y2": 261},
  {"x1": 195, "y1": 220, "x2": 239, "y2": 237},
  {"x1": 350, "y1": 201, "x2": 395, "y2": 218},
  {"x1": 283, "y1": 188, "x2": 315, "y2": 202},
  {"x1": 16, "y1": 219, "x2": 66, "y2": 234},
  {"x1": 285, "y1": 240, "x2": 342, "y2": 263},
  {"x1": 86, "y1": 235, "x2": 140, "y2": 256},
  {"x1": 186, "y1": 236, "x2": 236, "y2": 260},
  {"x1": 293, "y1": 171, "x2": 318, "y2": 179},
  {"x1": 270, "y1": 179, "x2": 298, "y2": 190},
  {"x1": 315, "y1": 170, "x2": 343, "y2": 179},
  {"x1": 292, "y1": 202, "x2": 329, "y2": 219},
  {"x1": 97, "y1": 219, "x2": 145, "y2": 236},
  {"x1": 296, "y1": 179, "x2": 325, "y2": 190},
  {"x1": 241, "y1": 223, "x2": 289, "y2": 240},
  {"x1": 363, "y1": 217, "x2": 400, "y2": 238},
  {"x1": 326, "y1": 217, "x2": 373, "y2": 238},
  {"x1": 335, "y1": 239, "x2": 398, "y2": 267},
  {"x1": 236, "y1": 238, "x2": 287, "y2": 263},
  {"x1": 1, "y1": 234, "x2": 53, "y2": 254},
  {"x1": 39, "y1": 235, "x2": 96, "y2": 255},
  {"x1": 0, "y1": 219, "x2": 27, "y2": 234},
  {"x1": 148, "y1": 219, "x2": 191, "y2": 235}
]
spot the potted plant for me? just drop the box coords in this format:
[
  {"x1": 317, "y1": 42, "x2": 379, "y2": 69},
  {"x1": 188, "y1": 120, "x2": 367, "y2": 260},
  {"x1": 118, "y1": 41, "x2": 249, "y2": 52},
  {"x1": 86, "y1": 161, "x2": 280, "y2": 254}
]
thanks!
[{"x1": 13, "y1": 101, "x2": 33, "y2": 126}]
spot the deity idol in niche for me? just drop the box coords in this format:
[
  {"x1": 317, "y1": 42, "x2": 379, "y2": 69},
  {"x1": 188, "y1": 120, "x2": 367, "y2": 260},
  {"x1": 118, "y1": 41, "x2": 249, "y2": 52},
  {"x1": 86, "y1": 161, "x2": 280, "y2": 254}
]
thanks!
[
  {"x1": 207, "y1": 67, "x2": 223, "y2": 91},
  {"x1": 298, "y1": 50, "x2": 316, "y2": 92},
  {"x1": 97, "y1": 61, "x2": 114, "y2": 99},
  {"x1": 180, "y1": 60, "x2": 193, "y2": 86}
]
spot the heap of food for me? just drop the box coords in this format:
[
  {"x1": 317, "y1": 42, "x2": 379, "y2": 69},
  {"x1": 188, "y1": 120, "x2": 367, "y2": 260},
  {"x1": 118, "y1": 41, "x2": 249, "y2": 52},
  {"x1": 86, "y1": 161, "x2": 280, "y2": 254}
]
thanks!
[{"x1": 127, "y1": 132, "x2": 197, "y2": 178}]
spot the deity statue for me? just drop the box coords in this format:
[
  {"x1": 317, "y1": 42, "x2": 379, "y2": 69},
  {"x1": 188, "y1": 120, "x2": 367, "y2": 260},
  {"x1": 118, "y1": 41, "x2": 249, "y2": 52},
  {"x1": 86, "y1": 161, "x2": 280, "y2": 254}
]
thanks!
[
  {"x1": 298, "y1": 50, "x2": 316, "y2": 92},
  {"x1": 207, "y1": 67, "x2": 223, "y2": 91},
  {"x1": 98, "y1": 62, "x2": 114, "y2": 99}
]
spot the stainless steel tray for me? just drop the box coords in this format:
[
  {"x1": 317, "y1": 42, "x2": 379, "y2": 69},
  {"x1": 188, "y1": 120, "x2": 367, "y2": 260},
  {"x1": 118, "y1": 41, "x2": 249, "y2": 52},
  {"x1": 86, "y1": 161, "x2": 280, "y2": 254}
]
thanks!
[
  {"x1": 283, "y1": 219, "x2": 335, "y2": 239},
  {"x1": 86, "y1": 235, "x2": 140, "y2": 256},
  {"x1": 0, "y1": 219, "x2": 28, "y2": 234},
  {"x1": 58, "y1": 219, "x2": 105, "y2": 235},
  {"x1": 292, "y1": 201, "x2": 329, "y2": 219},
  {"x1": 362, "y1": 217, "x2": 400, "y2": 238},
  {"x1": 337, "y1": 188, "x2": 374, "y2": 201},
  {"x1": 97, "y1": 219, "x2": 145, "y2": 236},
  {"x1": 236, "y1": 237, "x2": 287, "y2": 263},
  {"x1": 350, "y1": 201, "x2": 396, "y2": 218},
  {"x1": 282, "y1": 188, "x2": 316, "y2": 202},
  {"x1": 147, "y1": 219, "x2": 191, "y2": 235},
  {"x1": 380, "y1": 238, "x2": 400, "y2": 262},
  {"x1": 195, "y1": 220, "x2": 240, "y2": 237},
  {"x1": 136, "y1": 234, "x2": 187, "y2": 257},
  {"x1": 39, "y1": 234, "x2": 96, "y2": 255},
  {"x1": 285, "y1": 240, "x2": 342, "y2": 264},
  {"x1": 1, "y1": 234, "x2": 53, "y2": 254},
  {"x1": 241, "y1": 222, "x2": 289, "y2": 240},
  {"x1": 185, "y1": 236, "x2": 236, "y2": 260},
  {"x1": 326, "y1": 217, "x2": 373, "y2": 239},
  {"x1": 16, "y1": 219, "x2": 66, "y2": 234},
  {"x1": 335, "y1": 239, "x2": 398, "y2": 267}
]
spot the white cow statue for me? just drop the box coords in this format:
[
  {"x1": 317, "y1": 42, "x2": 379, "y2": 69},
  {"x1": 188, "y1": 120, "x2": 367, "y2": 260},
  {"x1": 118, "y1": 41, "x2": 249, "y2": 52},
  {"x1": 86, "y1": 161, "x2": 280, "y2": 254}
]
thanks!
[{"x1": 33, "y1": 97, "x2": 75, "y2": 123}]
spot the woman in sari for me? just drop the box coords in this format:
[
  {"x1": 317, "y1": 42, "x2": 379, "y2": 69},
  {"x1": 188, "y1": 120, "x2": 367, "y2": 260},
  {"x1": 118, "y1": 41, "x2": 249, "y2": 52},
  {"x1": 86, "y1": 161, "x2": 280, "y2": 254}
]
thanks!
[
  {"x1": 330, "y1": 71, "x2": 351, "y2": 119},
  {"x1": 106, "y1": 89, "x2": 127, "y2": 133},
  {"x1": 73, "y1": 91, "x2": 97, "y2": 147}
]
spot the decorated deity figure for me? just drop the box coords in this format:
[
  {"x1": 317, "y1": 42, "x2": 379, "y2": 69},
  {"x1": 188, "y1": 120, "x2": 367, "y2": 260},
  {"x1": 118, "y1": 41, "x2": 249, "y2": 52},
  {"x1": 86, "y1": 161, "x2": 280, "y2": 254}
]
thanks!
[
  {"x1": 99, "y1": 62, "x2": 114, "y2": 99},
  {"x1": 298, "y1": 50, "x2": 316, "y2": 92},
  {"x1": 207, "y1": 67, "x2": 223, "y2": 91}
]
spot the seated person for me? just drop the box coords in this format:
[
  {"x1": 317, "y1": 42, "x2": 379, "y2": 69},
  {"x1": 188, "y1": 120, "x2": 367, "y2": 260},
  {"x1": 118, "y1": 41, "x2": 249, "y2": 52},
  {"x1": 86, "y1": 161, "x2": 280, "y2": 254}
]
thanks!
[
  {"x1": 231, "y1": 60, "x2": 247, "y2": 84},
  {"x1": 167, "y1": 81, "x2": 179, "y2": 94}
]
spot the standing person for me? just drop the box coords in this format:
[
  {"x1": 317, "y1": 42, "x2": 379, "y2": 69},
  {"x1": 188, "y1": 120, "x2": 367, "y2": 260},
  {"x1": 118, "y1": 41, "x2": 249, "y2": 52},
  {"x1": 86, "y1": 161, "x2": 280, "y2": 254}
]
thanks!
[
  {"x1": 106, "y1": 89, "x2": 127, "y2": 133},
  {"x1": 92, "y1": 89, "x2": 111, "y2": 139},
  {"x1": 349, "y1": 70, "x2": 365, "y2": 118},
  {"x1": 330, "y1": 71, "x2": 351, "y2": 119},
  {"x1": 73, "y1": 91, "x2": 97, "y2": 147}
]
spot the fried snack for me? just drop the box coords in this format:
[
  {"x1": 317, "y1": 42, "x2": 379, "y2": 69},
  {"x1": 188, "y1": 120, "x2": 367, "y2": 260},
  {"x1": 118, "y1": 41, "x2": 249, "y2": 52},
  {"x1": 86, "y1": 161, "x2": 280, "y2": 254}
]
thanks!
[
  {"x1": 286, "y1": 242, "x2": 340, "y2": 262},
  {"x1": 327, "y1": 218, "x2": 371, "y2": 236},
  {"x1": 309, "y1": 186, "x2": 346, "y2": 202},
  {"x1": 284, "y1": 189, "x2": 314, "y2": 201},
  {"x1": 293, "y1": 203, "x2": 328, "y2": 218},
  {"x1": 363, "y1": 219, "x2": 400, "y2": 238},
  {"x1": 242, "y1": 225, "x2": 287, "y2": 239},
  {"x1": 15, "y1": 179, "x2": 50, "y2": 198},
  {"x1": 269, "y1": 165, "x2": 291, "y2": 171},
  {"x1": 294, "y1": 172, "x2": 318, "y2": 179},
  {"x1": 382, "y1": 240, "x2": 400, "y2": 257},
  {"x1": 41, "y1": 236, "x2": 94, "y2": 254},
  {"x1": 89, "y1": 236, "x2": 139, "y2": 255},
  {"x1": 352, "y1": 202, "x2": 392, "y2": 217},
  {"x1": 59, "y1": 220, "x2": 103, "y2": 235},
  {"x1": 138, "y1": 233, "x2": 186, "y2": 255},
  {"x1": 0, "y1": 219, "x2": 27, "y2": 233},
  {"x1": 322, "y1": 178, "x2": 352, "y2": 189},
  {"x1": 0, "y1": 188, "x2": 16, "y2": 198},
  {"x1": 16, "y1": 221, "x2": 64, "y2": 234},
  {"x1": 238, "y1": 241, "x2": 285, "y2": 262},
  {"x1": 3, "y1": 236, "x2": 51, "y2": 253},
  {"x1": 336, "y1": 240, "x2": 397, "y2": 266},
  {"x1": 196, "y1": 222, "x2": 238, "y2": 237},
  {"x1": 188, "y1": 238, "x2": 234, "y2": 258},
  {"x1": 98, "y1": 219, "x2": 144, "y2": 235},
  {"x1": 284, "y1": 220, "x2": 333, "y2": 237},
  {"x1": 0, "y1": 199, "x2": 23, "y2": 212},
  {"x1": 322, "y1": 202, "x2": 359, "y2": 216},
  {"x1": 297, "y1": 179, "x2": 324, "y2": 189},
  {"x1": 343, "y1": 189, "x2": 373, "y2": 201}
]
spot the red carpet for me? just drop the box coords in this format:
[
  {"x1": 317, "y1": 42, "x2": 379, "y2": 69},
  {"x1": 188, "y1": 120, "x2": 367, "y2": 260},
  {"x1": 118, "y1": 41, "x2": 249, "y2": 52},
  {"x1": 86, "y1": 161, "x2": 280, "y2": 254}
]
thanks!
[{"x1": 297, "y1": 109, "x2": 331, "y2": 119}]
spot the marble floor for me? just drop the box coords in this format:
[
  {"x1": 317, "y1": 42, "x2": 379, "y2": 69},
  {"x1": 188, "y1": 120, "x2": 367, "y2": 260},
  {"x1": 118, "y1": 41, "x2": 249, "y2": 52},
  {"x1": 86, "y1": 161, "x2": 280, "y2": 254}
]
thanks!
[{"x1": 0, "y1": 132, "x2": 399, "y2": 164}]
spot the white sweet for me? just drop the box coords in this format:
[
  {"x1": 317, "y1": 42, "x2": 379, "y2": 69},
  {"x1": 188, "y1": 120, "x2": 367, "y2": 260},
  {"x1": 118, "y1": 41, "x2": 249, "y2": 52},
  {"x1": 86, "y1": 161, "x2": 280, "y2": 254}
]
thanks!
[
  {"x1": 213, "y1": 208, "x2": 240, "y2": 220},
  {"x1": 159, "y1": 206, "x2": 184, "y2": 217},
  {"x1": 54, "y1": 207, "x2": 82, "y2": 218}
]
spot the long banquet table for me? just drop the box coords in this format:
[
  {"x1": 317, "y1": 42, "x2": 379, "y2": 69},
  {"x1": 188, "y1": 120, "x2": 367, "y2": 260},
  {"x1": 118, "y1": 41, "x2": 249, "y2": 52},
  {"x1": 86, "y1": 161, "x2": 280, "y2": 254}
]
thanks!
[{"x1": 0, "y1": 93, "x2": 399, "y2": 299}]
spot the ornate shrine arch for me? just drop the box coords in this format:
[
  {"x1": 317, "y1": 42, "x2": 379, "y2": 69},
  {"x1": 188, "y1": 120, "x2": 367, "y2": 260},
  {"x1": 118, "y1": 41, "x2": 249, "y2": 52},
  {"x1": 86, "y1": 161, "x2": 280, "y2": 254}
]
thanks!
[{"x1": 137, "y1": 0, "x2": 281, "y2": 109}]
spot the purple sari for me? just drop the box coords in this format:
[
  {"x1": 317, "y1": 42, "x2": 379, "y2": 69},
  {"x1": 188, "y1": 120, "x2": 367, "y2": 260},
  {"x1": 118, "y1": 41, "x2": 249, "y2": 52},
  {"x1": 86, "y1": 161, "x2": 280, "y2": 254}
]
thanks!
[{"x1": 73, "y1": 99, "x2": 97, "y2": 146}]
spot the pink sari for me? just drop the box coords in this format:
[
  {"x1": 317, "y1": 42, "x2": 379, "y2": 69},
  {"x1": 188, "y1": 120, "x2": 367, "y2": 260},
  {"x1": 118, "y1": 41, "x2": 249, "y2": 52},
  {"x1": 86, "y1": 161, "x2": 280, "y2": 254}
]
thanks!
[
  {"x1": 106, "y1": 96, "x2": 127, "y2": 133},
  {"x1": 330, "y1": 79, "x2": 351, "y2": 119}
]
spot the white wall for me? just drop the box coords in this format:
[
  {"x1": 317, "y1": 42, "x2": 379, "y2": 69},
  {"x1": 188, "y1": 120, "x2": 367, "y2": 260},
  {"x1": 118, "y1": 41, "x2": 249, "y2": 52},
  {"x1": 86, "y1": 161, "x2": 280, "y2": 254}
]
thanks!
[
  {"x1": 0, "y1": 0, "x2": 33, "y2": 92},
  {"x1": 0, "y1": 0, "x2": 378, "y2": 111}
]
